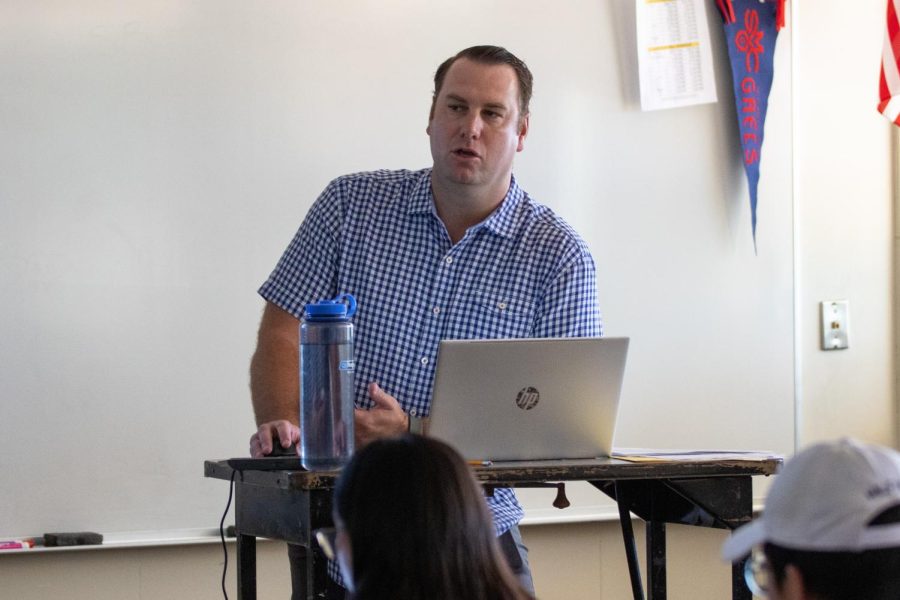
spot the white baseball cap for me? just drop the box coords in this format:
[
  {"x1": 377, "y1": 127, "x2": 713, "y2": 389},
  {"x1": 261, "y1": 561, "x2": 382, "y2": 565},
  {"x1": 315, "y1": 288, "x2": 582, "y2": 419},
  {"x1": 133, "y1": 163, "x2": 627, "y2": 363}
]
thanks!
[{"x1": 722, "y1": 437, "x2": 900, "y2": 561}]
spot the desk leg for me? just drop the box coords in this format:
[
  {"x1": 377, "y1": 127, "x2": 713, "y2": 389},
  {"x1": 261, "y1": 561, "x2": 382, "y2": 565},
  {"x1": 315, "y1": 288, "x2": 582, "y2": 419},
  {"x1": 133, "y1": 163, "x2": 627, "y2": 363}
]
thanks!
[
  {"x1": 646, "y1": 521, "x2": 666, "y2": 600},
  {"x1": 615, "y1": 482, "x2": 645, "y2": 600},
  {"x1": 288, "y1": 543, "x2": 325, "y2": 600},
  {"x1": 295, "y1": 544, "x2": 331, "y2": 600},
  {"x1": 236, "y1": 533, "x2": 257, "y2": 600},
  {"x1": 733, "y1": 558, "x2": 750, "y2": 600}
]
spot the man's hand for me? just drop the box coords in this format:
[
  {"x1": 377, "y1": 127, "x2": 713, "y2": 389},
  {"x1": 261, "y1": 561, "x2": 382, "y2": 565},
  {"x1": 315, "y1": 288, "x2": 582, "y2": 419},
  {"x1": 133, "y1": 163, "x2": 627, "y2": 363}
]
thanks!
[
  {"x1": 355, "y1": 382, "x2": 409, "y2": 448},
  {"x1": 250, "y1": 420, "x2": 300, "y2": 458}
]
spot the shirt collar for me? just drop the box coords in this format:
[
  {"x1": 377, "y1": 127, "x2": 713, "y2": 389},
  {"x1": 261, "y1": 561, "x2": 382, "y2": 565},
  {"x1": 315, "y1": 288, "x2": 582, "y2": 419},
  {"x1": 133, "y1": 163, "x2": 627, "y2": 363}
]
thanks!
[
  {"x1": 481, "y1": 175, "x2": 523, "y2": 238},
  {"x1": 407, "y1": 170, "x2": 523, "y2": 239},
  {"x1": 407, "y1": 170, "x2": 434, "y2": 214}
]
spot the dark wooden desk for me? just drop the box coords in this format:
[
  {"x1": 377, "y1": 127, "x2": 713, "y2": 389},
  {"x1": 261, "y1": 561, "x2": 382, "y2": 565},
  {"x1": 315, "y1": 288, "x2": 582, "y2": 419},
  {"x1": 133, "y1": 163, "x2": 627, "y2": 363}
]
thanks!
[{"x1": 205, "y1": 455, "x2": 780, "y2": 600}]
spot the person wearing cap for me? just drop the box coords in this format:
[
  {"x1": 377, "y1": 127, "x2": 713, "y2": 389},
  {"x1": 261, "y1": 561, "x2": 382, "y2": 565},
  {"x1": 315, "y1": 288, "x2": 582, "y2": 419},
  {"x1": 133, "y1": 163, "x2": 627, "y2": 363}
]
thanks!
[{"x1": 722, "y1": 437, "x2": 900, "y2": 599}]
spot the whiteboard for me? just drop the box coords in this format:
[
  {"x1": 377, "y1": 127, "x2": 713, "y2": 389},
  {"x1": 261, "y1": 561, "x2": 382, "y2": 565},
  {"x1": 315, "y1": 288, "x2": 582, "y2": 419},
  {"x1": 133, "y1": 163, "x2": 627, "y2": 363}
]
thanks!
[{"x1": 0, "y1": 0, "x2": 793, "y2": 539}]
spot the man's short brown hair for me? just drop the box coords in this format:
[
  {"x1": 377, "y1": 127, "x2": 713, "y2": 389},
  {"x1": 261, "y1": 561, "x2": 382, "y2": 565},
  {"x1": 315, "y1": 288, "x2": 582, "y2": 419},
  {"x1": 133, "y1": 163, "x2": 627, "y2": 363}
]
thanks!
[{"x1": 431, "y1": 45, "x2": 533, "y2": 119}]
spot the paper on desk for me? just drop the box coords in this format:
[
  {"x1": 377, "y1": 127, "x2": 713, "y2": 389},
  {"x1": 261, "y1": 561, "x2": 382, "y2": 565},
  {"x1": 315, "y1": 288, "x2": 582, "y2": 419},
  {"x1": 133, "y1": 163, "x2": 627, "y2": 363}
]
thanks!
[
  {"x1": 612, "y1": 448, "x2": 781, "y2": 463},
  {"x1": 636, "y1": 0, "x2": 718, "y2": 111}
]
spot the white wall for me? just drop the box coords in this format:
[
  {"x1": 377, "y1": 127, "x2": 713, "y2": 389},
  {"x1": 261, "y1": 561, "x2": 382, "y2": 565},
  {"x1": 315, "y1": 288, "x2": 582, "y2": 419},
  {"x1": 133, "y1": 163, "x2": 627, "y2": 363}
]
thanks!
[
  {"x1": 0, "y1": 1, "x2": 896, "y2": 599},
  {"x1": 794, "y1": 0, "x2": 896, "y2": 447}
]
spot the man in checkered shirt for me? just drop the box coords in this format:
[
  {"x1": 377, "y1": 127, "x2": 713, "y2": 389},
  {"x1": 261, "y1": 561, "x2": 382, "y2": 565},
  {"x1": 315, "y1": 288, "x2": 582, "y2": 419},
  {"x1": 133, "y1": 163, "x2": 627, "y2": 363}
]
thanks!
[{"x1": 248, "y1": 45, "x2": 602, "y2": 599}]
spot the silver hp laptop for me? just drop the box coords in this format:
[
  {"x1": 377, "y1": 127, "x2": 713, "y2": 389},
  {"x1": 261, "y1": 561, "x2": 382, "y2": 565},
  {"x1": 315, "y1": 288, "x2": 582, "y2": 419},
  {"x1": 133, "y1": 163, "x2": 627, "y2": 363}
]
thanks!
[{"x1": 427, "y1": 337, "x2": 629, "y2": 462}]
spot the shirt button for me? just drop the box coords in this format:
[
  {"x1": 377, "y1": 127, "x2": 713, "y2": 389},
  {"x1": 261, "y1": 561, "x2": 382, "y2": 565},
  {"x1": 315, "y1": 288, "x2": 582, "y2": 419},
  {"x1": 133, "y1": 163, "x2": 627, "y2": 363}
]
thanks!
[
  {"x1": 445, "y1": 256, "x2": 453, "y2": 265},
  {"x1": 432, "y1": 307, "x2": 441, "y2": 315},
  {"x1": 420, "y1": 357, "x2": 429, "y2": 366},
  {"x1": 497, "y1": 302, "x2": 508, "y2": 310},
  {"x1": 410, "y1": 408, "x2": 418, "y2": 416}
]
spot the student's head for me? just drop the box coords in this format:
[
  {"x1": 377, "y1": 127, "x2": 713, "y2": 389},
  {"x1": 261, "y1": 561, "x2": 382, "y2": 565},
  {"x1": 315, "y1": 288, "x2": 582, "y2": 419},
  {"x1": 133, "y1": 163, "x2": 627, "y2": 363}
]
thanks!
[
  {"x1": 332, "y1": 434, "x2": 529, "y2": 600},
  {"x1": 722, "y1": 438, "x2": 900, "y2": 600}
]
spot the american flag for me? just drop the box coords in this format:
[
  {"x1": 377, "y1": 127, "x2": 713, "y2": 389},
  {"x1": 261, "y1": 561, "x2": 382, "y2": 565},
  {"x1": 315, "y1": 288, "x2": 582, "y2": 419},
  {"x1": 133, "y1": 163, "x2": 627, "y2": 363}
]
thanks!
[{"x1": 879, "y1": 0, "x2": 900, "y2": 124}]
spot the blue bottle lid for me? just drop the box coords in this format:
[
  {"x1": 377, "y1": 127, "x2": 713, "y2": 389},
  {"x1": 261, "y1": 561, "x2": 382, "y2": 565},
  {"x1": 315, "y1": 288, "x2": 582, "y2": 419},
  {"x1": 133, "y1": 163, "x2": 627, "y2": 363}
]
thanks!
[{"x1": 304, "y1": 294, "x2": 357, "y2": 322}]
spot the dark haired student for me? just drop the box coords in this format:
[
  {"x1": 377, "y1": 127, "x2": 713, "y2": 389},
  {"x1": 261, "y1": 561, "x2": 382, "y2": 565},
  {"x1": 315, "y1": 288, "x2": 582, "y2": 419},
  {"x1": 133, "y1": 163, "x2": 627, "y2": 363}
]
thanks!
[
  {"x1": 248, "y1": 45, "x2": 602, "y2": 598},
  {"x1": 319, "y1": 434, "x2": 534, "y2": 600}
]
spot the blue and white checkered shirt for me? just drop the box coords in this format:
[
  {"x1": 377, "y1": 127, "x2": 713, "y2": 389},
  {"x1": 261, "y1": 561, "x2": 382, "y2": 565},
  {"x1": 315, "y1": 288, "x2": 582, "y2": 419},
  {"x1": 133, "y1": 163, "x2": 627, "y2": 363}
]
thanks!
[{"x1": 260, "y1": 167, "x2": 601, "y2": 545}]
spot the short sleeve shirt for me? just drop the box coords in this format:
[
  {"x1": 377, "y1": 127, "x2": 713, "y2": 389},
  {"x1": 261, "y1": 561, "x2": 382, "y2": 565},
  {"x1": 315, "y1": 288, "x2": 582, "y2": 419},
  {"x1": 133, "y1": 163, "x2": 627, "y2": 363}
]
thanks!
[{"x1": 260, "y1": 168, "x2": 602, "y2": 534}]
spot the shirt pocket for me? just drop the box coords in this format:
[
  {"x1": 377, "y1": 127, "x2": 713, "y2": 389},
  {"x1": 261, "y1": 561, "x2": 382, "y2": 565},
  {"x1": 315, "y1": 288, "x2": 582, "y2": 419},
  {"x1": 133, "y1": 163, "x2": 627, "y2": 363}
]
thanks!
[{"x1": 464, "y1": 287, "x2": 536, "y2": 338}]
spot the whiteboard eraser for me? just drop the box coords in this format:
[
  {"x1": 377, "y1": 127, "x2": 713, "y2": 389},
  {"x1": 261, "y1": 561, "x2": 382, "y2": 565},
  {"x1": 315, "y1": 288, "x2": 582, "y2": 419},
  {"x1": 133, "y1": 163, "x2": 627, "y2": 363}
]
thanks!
[{"x1": 43, "y1": 532, "x2": 103, "y2": 547}]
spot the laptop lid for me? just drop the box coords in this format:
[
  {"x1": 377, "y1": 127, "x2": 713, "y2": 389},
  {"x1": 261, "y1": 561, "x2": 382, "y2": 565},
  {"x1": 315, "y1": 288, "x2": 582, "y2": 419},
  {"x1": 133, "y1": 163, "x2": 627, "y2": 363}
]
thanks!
[{"x1": 427, "y1": 337, "x2": 629, "y2": 462}]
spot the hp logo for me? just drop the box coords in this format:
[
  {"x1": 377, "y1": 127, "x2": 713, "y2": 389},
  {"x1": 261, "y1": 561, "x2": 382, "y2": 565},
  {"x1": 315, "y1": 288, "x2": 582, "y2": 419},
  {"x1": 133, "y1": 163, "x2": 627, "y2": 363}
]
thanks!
[{"x1": 515, "y1": 387, "x2": 540, "y2": 410}]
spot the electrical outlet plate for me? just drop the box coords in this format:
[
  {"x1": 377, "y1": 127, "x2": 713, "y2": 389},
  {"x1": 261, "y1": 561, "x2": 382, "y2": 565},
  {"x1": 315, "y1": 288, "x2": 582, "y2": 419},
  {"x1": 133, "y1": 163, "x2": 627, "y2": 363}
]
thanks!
[{"x1": 820, "y1": 300, "x2": 849, "y2": 350}]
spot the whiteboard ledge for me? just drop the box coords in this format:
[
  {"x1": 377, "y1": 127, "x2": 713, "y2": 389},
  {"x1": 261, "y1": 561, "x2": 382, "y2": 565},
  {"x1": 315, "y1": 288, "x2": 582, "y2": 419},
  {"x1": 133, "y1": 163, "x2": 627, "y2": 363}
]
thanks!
[
  {"x1": 522, "y1": 505, "x2": 620, "y2": 526},
  {"x1": 5, "y1": 500, "x2": 765, "y2": 553},
  {"x1": 0, "y1": 529, "x2": 267, "y2": 553}
]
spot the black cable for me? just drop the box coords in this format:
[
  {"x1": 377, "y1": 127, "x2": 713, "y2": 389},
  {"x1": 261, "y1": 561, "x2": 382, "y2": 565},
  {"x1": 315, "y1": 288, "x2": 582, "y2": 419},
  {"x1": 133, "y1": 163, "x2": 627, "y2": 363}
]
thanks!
[{"x1": 220, "y1": 468, "x2": 236, "y2": 600}]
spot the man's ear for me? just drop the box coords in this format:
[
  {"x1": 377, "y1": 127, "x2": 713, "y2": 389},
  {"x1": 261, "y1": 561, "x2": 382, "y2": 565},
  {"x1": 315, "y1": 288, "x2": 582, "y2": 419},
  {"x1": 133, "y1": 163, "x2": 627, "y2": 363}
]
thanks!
[
  {"x1": 427, "y1": 98, "x2": 436, "y2": 135},
  {"x1": 516, "y1": 113, "x2": 530, "y2": 152},
  {"x1": 780, "y1": 564, "x2": 811, "y2": 599}
]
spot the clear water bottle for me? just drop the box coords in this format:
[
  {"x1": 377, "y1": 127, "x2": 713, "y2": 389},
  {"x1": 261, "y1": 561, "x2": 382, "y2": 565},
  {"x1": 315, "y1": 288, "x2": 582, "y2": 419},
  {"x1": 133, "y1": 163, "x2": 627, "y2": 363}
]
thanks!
[{"x1": 299, "y1": 294, "x2": 357, "y2": 471}]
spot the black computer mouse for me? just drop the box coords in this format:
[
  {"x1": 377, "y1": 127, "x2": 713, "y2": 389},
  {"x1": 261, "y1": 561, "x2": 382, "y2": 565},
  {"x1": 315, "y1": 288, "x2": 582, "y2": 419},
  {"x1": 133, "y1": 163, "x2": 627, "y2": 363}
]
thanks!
[{"x1": 268, "y1": 441, "x2": 298, "y2": 457}]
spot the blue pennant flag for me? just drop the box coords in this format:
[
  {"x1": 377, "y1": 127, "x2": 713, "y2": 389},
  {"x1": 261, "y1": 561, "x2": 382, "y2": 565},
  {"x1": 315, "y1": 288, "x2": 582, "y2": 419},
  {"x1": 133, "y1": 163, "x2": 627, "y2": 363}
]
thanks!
[{"x1": 718, "y1": 0, "x2": 783, "y2": 249}]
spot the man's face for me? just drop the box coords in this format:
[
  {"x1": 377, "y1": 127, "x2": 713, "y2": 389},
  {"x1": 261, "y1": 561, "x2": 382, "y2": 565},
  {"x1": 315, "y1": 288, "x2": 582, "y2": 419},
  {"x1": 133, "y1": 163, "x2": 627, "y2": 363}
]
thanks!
[{"x1": 427, "y1": 58, "x2": 528, "y2": 194}]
